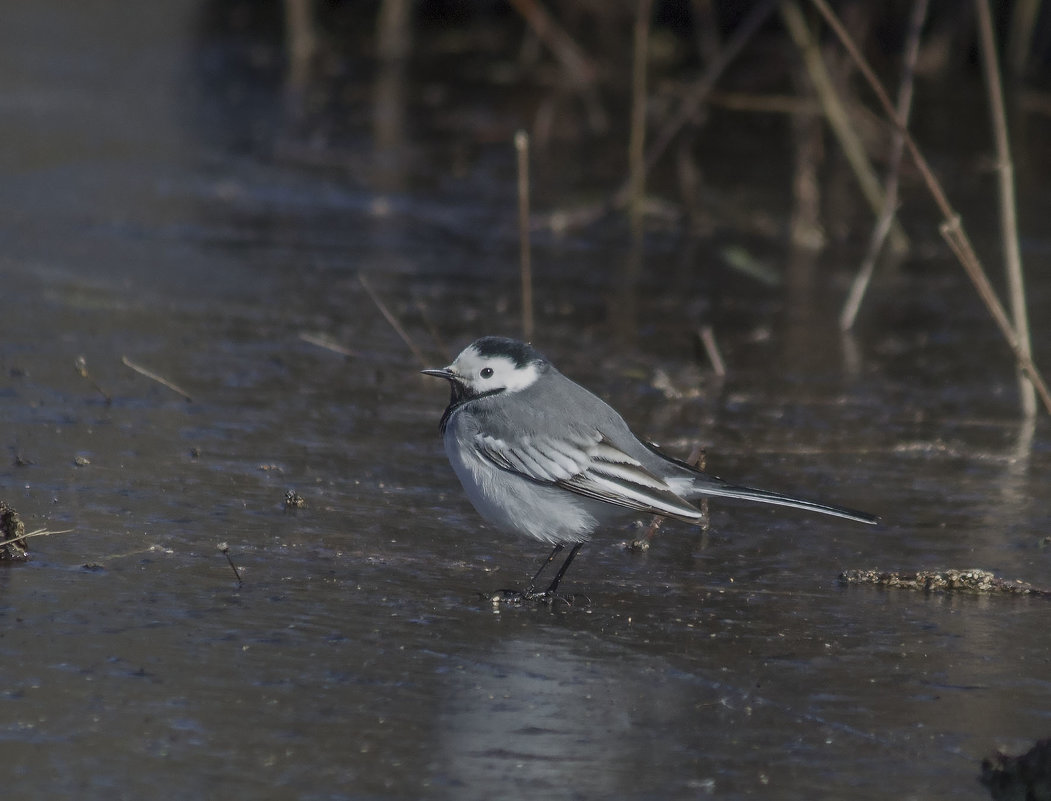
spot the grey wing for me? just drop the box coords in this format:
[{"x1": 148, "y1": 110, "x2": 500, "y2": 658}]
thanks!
[{"x1": 474, "y1": 431, "x2": 703, "y2": 523}]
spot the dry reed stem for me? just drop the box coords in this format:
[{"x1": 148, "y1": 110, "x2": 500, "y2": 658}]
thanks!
[
  {"x1": 508, "y1": 0, "x2": 607, "y2": 131},
  {"x1": 508, "y1": 0, "x2": 596, "y2": 86},
  {"x1": 840, "y1": 0, "x2": 928, "y2": 331},
  {"x1": 284, "y1": 0, "x2": 320, "y2": 90},
  {"x1": 299, "y1": 332, "x2": 359, "y2": 358},
  {"x1": 689, "y1": 0, "x2": 723, "y2": 65},
  {"x1": 357, "y1": 273, "x2": 429, "y2": 368},
  {"x1": 976, "y1": 0, "x2": 1037, "y2": 417},
  {"x1": 780, "y1": 0, "x2": 909, "y2": 252},
  {"x1": 122, "y1": 356, "x2": 192, "y2": 402},
  {"x1": 515, "y1": 130, "x2": 534, "y2": 341},
  {"x1": 809, "y1": 0, "x2": 1051, "y2": 416},
  {"x1": 376, "y1": 0, "x2": 411, "y2": 62},
  {"x1": 628, "y1": 0, "x2": 653, "y2": 232},
  {"x1": 641, "y1": 0, "x2": 776, "y2": 184},
  {"x1": 1007, "y1": 0, "x2": 1041, "y2": 75},
  {"x1": 537, "y1": 0, "x2": 775, "y2": 232},
  {"x1": 787, "y1": 72, "x2": 824, "y2": 249}
]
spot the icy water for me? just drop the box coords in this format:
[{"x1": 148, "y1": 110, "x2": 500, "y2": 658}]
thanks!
[{"x1": 2, "y1": 2, "x2": 1050, "y2": 800}]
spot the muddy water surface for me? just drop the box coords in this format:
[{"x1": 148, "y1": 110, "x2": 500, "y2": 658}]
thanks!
[{"x1": 2, "y1": 3, "x2": 1050, "y2": 800}]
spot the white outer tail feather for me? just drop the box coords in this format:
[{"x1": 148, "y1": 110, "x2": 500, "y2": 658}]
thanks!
[{"x1": 690, "y1": 481, "x2": 878, "y2": 525}]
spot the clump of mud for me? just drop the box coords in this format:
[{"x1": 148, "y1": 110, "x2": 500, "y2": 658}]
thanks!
[
  {"x1": 284, "y1": 489, "x2": 305, "y2": 510},
  {"x1": 0, "y1": 501, "x2": 30, "y2": 561},
  {"x1": 839, "y1": 569, "x2": 1050, "y2": 597}
]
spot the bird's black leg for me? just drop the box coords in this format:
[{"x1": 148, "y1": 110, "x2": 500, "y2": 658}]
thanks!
[
  {"x1": 524, "y1": 543, "x2": 565, "y2": 596},
  {"x1": 487, "y1": 543, "x2": 589, "y2": 606},
  {"x1": 520, "y1": 543, "x2": 586, "y2": 605},
  {"x1": 487, "y1": 543, "x2": 564, "y2": 604},
  {"x1": 543, "y1": 543, "x2": 582, "y2": 596}
]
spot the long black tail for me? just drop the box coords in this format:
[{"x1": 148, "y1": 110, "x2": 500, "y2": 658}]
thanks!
[{"x1": 691, "y1": 478, "x2": 878, "y2": 525}]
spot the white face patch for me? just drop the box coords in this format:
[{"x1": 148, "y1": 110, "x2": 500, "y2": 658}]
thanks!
[{"x1": 449, "y1": 344, "x2": 540, "y2": 395}]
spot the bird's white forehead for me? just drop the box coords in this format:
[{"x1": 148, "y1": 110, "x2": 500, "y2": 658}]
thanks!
[{"x1": 452, "y1": 345, "x2": 540, "y2": 393}]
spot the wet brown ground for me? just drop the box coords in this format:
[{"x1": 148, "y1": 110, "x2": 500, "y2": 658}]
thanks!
[{"x1": 2, "y1": 3, "x2": 1050, "y2": 799}]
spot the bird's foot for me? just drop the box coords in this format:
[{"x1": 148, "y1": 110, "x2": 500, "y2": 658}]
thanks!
[{"x1": 484, "y1": 588, "x2": 590, "y2": 607}]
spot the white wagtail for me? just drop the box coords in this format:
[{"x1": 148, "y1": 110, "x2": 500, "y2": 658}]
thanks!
[{"x1": 423, "y1": 336, "x2": 877, "y2": 602}]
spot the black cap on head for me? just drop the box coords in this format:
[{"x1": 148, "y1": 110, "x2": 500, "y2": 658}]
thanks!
[{"x1": 471, "y1": 337, "x2": 546, "y2": 368}]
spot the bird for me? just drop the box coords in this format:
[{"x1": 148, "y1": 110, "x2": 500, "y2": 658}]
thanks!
[{"x1": 422, "y1": 336, "x2": 877, "y2": 602}]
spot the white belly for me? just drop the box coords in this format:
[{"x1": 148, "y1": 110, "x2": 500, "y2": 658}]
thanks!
[{"x1": 444, "y1": 428, "x2": 599, "y2": 545}]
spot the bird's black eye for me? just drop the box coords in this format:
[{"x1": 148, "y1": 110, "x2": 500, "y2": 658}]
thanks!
[{"x1": 480, "y1": 367, "x2": 494, "y2": 379}]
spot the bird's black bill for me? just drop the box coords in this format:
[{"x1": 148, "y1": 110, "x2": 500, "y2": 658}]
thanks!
[
  {"x1": 422, "y1": 366, "x2": 472, "y2": 433},
  {"x1": 420, "y1": 367, "x2": 455, "y2": 380}
]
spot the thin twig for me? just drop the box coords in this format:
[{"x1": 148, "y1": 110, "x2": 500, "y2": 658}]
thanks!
[
  {"x1": 0, "y1": 528, "x2": 73, "y2": 549},
  {"x1": 515, "y1": 130, "x2": 534, "y2": 341},
  {"x1": 217, "y1": 541, "x2": 243, "y2": 585},
  {"x1": 357, "y1": 273, "x2": 429, "y2": 368},
  {"x1": 638, "y1": 514, "x2": 665, "y2": 545},
  {"x1": 841, "y1": 205, "x2": 897, "y2": 330},
  {"x1": 630, "y1": 446, "x2": 708, "y2": 550},
  {"x1": 299, "y1": 332, "x2": 359, "y2": 358},
  {"x1": 695, "y1": 448, "x2": 710, "y2": 530},
  {"x1": 74, "y1": 356, "x2": 112, "y2": 404},
  {"x1": 122, "y1": 356, "x2": 192, "y2": 402},
  {"x1": 808, "y1": 0, "x2": 1051, "y2": 416},
  {"x1": 698, "y1": 326, "x2": 727, "y2": 376},
  {"x1": 840, "y1": 0, "x2": 928, "y2": 330},
  {"x1": 976, "y1": 0, "x2": 1036, "y2": 416}
]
